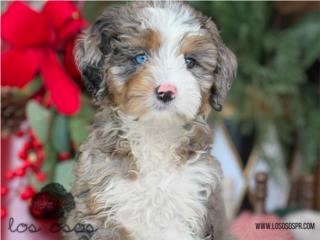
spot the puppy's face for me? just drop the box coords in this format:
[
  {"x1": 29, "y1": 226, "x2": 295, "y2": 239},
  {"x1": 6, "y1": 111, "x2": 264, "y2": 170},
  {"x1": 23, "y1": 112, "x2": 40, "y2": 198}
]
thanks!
[{"x1": 76, "y1": 2, "x2": 236, "y2": 123}]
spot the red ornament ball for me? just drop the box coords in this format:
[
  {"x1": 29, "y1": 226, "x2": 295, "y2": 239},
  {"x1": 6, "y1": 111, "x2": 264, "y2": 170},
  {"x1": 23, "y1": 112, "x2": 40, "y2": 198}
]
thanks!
[
  {"x1": 18, "y1": 150, "x2": 28, "y2": 160},
  {"x1": 20, "y1": 192, "x2": 30, "y2": 201},
  {"x1": 30, "y1": 192, "x2": 63, "y2": 219},
  {"x1": 36, "y1": 149, "x2": 45, "y2": 162},
  {"x1": 22, "y1": 160, "x2": 32, "y2": 169},
  {"x1": 15, "y1": 167, "x2": 26, "y2": 177},
  {"x1": 32, "y1": 139, "x2": 42, "y2": 149},
  {"x1": 58, "y1": 152, "x2": 71, "y2": 161},
  {"x1": 1, "y1": 208, "x2": 7, "y2": 218},
  {"x1": 5, "y1": 171, "x2": 15, "y2": 180},
  {"x1": 29, "y1": 183, "x2": 75, "y2": 220},
  {"x1": 35, "y1": 172, "x2": 46, "y2": 182},
  {"x1": 1, "y1": 186, "x2": 9, "y2": 196},
  {"x1": 20, "y1": 185, "x2": 35, "y2": 201},
  {"x1": 15, "y1": 130, "x2": 25, "y2": 137}
]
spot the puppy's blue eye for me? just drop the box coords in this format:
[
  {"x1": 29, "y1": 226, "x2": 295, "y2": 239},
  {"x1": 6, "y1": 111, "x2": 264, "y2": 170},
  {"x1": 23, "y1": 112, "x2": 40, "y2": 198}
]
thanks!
[{"x1": 134, "y1": 53, "x2": 148, "y2": 64}]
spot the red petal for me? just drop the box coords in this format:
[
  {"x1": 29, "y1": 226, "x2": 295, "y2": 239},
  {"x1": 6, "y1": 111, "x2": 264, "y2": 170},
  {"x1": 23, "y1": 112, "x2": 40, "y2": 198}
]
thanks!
[
  {"x1": 42, "y1": 1, "x2": 87, "y2": 48},
  {"x1": 57, "y1": 18, "x2": 87, "y2": 46},
  {"x1": 1, "y1": 2, "x2": 53, "y2": 47},
  {"x1": 1, "y1": 49, "x2": 41, "y2": 87},
  {"x1": 42, "y1": 1, "x2": 82, "y2": 32},
  {"x1": 40, "y1": 50, "x2": 80, "y2": 115},
  {"x1": 63, "y1": 40, "x2": 81, "y2": 81}
]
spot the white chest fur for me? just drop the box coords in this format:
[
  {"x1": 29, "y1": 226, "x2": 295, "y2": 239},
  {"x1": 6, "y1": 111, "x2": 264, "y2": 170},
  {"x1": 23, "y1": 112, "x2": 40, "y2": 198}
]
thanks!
[
  {"x1": 100, "y1": 120, "x2": 221, "y2": 240},
  {"x1": 102, "y1": 160, "x2": 218, "y2": 240}
]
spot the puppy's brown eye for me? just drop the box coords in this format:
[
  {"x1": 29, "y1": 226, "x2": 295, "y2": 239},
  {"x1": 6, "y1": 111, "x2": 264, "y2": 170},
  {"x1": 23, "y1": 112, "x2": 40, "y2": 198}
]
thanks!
[{"x1": 185, "y1": 57, "x2": 196, "y2": 69}]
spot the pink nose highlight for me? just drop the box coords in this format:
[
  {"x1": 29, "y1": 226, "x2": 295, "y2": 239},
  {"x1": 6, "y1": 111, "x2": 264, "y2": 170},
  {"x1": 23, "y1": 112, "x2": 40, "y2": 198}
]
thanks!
[{"x1": 158, "y1": 83, "x2": 177, "y2": 96}]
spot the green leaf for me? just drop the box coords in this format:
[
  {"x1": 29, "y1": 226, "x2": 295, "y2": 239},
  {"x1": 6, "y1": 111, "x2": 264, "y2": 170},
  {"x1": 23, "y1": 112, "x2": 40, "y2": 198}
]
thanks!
[
  {"x1": 26, "y1": 101, "x2": 52, "y2": 143},
  {"x1": 69, "y1": 96, "x2": 94, "y2": 147},
  {"x1": 51, "y1": 115, "x2": 71, "y2": 153},
  {"x1": 284, "y1": 11, "x2": 320, "y2": 68},
  {"x1": 27, "y1": 145, "x2": 57, "y2": 190},
  {"x1": 74, "y1": 95, "x2": 94, "y2": 120},
  {"x1": 10, "y1": 77, "x2": 43, "y2": 100},
  {"x1": 69, "y1": 118, "x2": 89, "y2": 147},
  {"x1": 41, "y1": 145, "x2": 57, "y2": 183},
  {"x1": 24, "y1": 77, "x2": 43, "y2": 95},
  {"x1": 53, "y1": 160, "x2": 75, "y2": 191}
]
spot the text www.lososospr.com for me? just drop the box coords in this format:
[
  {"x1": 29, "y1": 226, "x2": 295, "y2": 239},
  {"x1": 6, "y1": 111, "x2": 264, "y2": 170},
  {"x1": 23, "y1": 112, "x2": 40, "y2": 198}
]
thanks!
[{"x1": 255, "y1": 222, "x2": 316, "y2": 230}]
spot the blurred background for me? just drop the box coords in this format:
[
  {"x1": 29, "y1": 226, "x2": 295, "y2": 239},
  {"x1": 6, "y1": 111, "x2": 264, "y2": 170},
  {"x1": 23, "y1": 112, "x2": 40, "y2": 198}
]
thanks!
[{"x1": 1, "y1": 1, "x2": 319, "y2": 240}]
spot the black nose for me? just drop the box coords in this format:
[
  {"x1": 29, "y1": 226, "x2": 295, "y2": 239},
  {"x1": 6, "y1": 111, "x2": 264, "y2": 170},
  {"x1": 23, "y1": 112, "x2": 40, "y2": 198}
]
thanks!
[{"x1": 155, "y1": 86, "x2": 175, "y2": 103}]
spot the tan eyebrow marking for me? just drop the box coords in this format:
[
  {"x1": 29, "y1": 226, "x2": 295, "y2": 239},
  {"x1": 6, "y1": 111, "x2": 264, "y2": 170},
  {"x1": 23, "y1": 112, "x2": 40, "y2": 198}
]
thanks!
[
  {"x1": 125, "y1": 28, "x2": 160, "y2": 52},
  {"x1": 181, "y1": 35, "x2": 216, "y2": 55},
  {"x1": 144, "y1": 28, "x2": 161, "y2": 51}
]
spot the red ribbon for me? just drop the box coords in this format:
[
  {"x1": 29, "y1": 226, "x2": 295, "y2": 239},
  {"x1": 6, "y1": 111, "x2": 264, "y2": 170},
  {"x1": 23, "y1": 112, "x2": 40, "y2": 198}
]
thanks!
[{"x1": 1, "y1": 1, "x2": 88, "y2": 115}]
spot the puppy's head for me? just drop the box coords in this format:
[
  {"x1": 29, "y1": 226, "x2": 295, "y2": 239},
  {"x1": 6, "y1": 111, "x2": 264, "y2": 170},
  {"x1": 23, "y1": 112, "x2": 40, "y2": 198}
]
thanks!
[{"x1": 76, "y1": 2, "x2": 236, "y2": 123}]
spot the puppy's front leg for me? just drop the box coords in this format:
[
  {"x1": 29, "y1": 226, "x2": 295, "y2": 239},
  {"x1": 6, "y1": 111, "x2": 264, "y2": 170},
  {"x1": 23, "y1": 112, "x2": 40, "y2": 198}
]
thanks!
[{"x1": 207, "y1": 185, "x2": 234, "y2": 240}]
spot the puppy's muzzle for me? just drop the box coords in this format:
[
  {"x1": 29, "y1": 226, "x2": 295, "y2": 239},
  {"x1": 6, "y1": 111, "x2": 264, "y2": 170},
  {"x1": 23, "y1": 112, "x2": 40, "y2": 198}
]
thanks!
[{"x1": 155, "y1": 83, "x2": 177, "y2": 103}]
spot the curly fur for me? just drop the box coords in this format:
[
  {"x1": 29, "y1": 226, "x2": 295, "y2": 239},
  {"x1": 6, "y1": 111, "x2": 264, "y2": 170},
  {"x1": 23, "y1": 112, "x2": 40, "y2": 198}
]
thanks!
[{"x1": 65, "y1": 1, "x2": 236, "y2": 240}]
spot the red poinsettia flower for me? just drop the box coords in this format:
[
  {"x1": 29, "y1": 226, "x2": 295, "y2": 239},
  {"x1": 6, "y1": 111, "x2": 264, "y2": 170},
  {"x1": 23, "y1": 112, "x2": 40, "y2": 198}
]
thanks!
[
  {"x1": 1, "y1": 1, "x2": 88, "y2": 115},
  {"x1": 63, "y1": 37, "x2": 82, "y2": 82}
]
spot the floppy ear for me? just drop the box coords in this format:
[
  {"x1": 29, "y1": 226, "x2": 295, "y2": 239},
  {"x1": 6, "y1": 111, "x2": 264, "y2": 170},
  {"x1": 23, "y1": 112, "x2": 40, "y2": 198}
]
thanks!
[
  {"x1": 204, "y1": 18, "x2": 237, "y2": 111},
  {"x1": 75, "y1": 15, "x2": 115, "y2": 97}
]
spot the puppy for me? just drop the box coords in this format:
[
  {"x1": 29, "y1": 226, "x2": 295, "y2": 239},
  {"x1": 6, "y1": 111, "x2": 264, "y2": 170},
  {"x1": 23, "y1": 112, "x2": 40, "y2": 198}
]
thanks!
[{"x1": 65, "y1": 1, "x2": 236, "y2": 240}]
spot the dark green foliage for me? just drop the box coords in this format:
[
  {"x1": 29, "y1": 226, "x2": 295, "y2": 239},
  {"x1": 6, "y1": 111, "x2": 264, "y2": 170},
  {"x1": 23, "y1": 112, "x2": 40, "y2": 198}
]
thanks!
[
  {"x1": 190, "y1": 1, "x2": 320, "y2": 172},
  {"x1": 52, "y1": 115, "x2": 71, "y2": 154}
]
